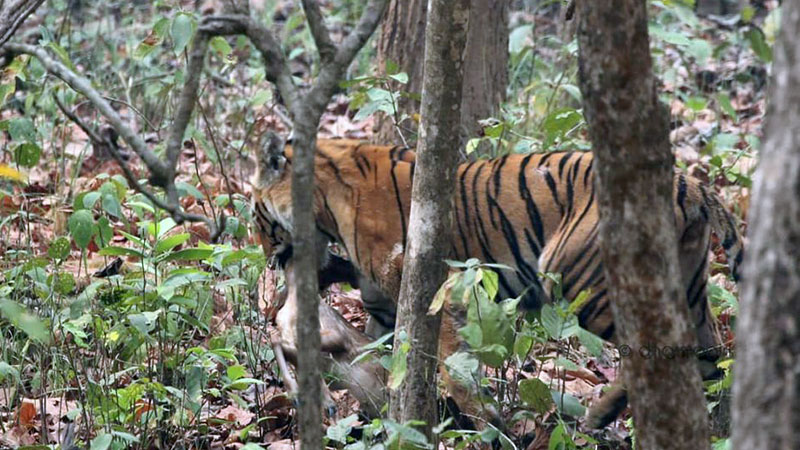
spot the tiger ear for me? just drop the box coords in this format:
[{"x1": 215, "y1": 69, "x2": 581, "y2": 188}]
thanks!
[{"x1": 253, "y1": 131, "x2": 288, "y2": 188}]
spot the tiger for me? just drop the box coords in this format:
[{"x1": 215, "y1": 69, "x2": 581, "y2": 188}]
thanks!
[{"x1": 251, "y1": 132, "x2": 743, "y2": 429}]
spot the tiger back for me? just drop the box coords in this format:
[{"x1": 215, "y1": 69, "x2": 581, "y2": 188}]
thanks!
[{"x1": 251, "y1": 135, "x2": 744, "y2": 427}]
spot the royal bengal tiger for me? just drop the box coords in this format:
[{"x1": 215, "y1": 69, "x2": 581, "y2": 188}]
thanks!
[{"x1": 251, "y1": 132, "x2": 743, "y2": 429}]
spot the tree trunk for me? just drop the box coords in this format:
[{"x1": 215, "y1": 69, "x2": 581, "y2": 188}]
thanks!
[
  {"x1": 576, "y1": 2, "x2": 710, "y2": 449},
  {"x1": 374, "y1": 0, "x2": 507, "y2": 150},
  {"x1": 731, "y1": 2, "x2": 800, "y2": 449},
  {"x1": 388, "y1": 0, "x2": 469, "y2": 443}
]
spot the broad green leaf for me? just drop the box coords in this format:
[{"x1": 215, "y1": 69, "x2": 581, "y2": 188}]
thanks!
[
  {"x1": 519, "y1": 378, "x2": 553, "y2": 414},
  {"x1": 210, "y1": 36, "x2": 232, "y2": 56},
  {"x1": 745, "y1": 27, "x2": 772, "y2": 63},
  {"x1": 551, "y1": 390, "x2": 586, "y2": 417},
  {"x1": 327, "y1": 414, "x2": 359, "y2": 444},
  {"x1": 14, "y1": 142, "x2": 41, "y2": 167},
  {"x1": 0, "y1": 299, "x2": 50, "y2": 343},
  {"x1": 251, "y1": 89, "x2": 272, "y2": 107},
  {"x1": 227, "y1": 364, "x2": 246, "y2": 382},
  {"x1": 91, "y1": 432, "x2": 113, "y2": 450},
  {"x1": 163, "y1": 248, "x2": 213, "y2": 261},
  {"x1": 717, "y1": 93, "x2": 737, "y2": 121},
  {"x1": 444, "y1": 351, "x2": 479, "y2": 386},
  {"x1": 8, "y1": 117, "x2": 34, "y2": 141},
  {"x1": 171, "y1": 13, "x2": 196, "y2": 55},
  {"x1": 155, "y1": 233, "x2": 190, "y2": 255},
  {"x1": 68, "y1": 210, "x2": 95, "y2": 249}
]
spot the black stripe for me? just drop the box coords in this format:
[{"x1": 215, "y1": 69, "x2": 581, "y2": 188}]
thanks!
[
  {"x1": 558, "y1": 153, "x2": 573, "y2": 178},
  {"x1": 677, "y1": 174, "x2": 688, "y2": 222},
  {"x1": 543, "y1": 170, "x2": 564, "y2": 216},
  {"x1": 519, "y1": 154, "x2": 545, "y2": 246},
  {"x1": 389, "y1": 159, "x2": 408, "y2": 250},
  {"x1": 583, "y1": 159, "x2": 593, "y2": 187}
]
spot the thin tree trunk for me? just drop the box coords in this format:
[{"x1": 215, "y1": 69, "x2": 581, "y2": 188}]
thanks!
[
  {"x1": 388, "y1": 0, "x2": 470, "y2": 443},
  {"x1": 576, "y1": 2, "x2": 710, "y2": 449},
  {"x1": 731, "y1": 2, "x2": 800, "y2": 448},
  {"x1": 374, "y1": 0, "x2": 507, "y2": 150}
]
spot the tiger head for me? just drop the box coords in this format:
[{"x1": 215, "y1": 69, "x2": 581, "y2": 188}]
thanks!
[{"x1": 251, "y1": 131, "x2": 293, "y2": 261}]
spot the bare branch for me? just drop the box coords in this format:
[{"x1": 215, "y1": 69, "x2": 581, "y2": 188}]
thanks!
[
  {"x1": 335, "y1": 0, "x2": 389, "y2": 69},
  {"x1": 301, "y1": 0, "x2": 336, "y2": 62},
  {"x1": 306, "y1": 0, "x2": 389, "y2": 117},
  {"x1": 3, "y1": 42, "x2": 171, "y2": 187},
  {"x1": 165, "y1": 31, "x2": 210, "y2": 190},
  {"x1": 0, "y1": 0, "x2": 44, "y2": 47}
]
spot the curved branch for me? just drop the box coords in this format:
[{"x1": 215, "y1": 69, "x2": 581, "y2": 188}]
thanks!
[
  {"x1": 0, "y1": 0, "x2": 44, "y2": 47},
  {"x1": 164, "y1": 31, "x2": 209, "y2": 204},
  {"x1": 301, "y1": 0, "x2": 335, "y2": 62},
  {"x1": 335, "y1": 0, "x2": 389, "y2": 68}
]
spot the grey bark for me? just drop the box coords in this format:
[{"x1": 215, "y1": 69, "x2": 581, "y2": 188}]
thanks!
[
  {"x1": 576, "y1": 1, "x2": 710, "y2": 449},
  {"x1": 374, "y1": 0, "x2": 507, "y2": 150},
  {"x1": 731, "y1": 3, "x2": 800, "y2": 449},
  {"x1": 0, "y1": 0, "x2": 43, "y2": 47},
  {"x1": 388, "y1": 0, "x2": 470, "y2": 443}
]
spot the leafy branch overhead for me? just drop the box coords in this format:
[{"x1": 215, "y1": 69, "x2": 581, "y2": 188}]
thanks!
[{"x1": 1, "y1": 0, "x2": 388, "y2": 238}]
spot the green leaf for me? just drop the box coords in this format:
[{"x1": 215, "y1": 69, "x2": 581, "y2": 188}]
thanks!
[
  {"x1": 48, "y1": 236, "x2": 71, "y2": 260},
  {"x1": 717, "y1": 92, "x2": 737, "y2": 121},
  {"x1": 134, "y1": 42, "x2": 156, "y2": 59},
  {"x1": 541, "y1": 108, "x2": 582, "y2": 146},
  {"x1": 155, "y1": 233, "x2": 190, "y2": 255},
  {"x1": 509, "y1": 24, "x2": 532, "y2": 54},
  {"x1": 577, "y1": 328, "x2": 604, "y2": 357},
  {"x1": 171, "y1": 13, "x2": 196, "y2": 55},
  {"x1": 251, "y1": 89, "x2": 272, "y2": 107},
  {"x1": 68, "y1": 210, "x2": 95, "y2": 249},
  {"x1": 745, "y1": 27, "x2": 772, "y2": 63},
  {"x1": 162, "y1": 248, "x2": 213, "y2": 261},
  {"x1": 513, "y1": 334, "x2": 533, "y2": 360},
  {"x1": 210, "y1": 36, "x2": 232, "y2": 56},
  {"x1": 82, "y1": 191, "x2": 102, "y2": 210},
  {"x1": 0, "y1": 299, "x2": 50, "y2": 343},
  {"x1": 48, "y1": 272, "x2": 75, "y2": 295},
  {"x1": 519, "y1": 378, "x2": 553, "y2": 414},
  {"x1": 327, "y1": 414, "x2": 359, "y2": 444},
  {"x1": 101, "y1": 193, "x2": 122, "y2": 218},
  {"x1": 90, "y1": 432, "x2": 113, "y2": 450},
  {"x1": 551, "y1": 390, "x2": 586, "y2": 417},
  {"x1": 388, "y1": 72, "x2": 408, "y2": 84},
  {"x1": 444, "y1": 351, "x2": 479, "y2": 386},
  {"x1": 227, "y1": 364, "x2": 246, "y2": 382},
  {"x1": 8, "y1": 117, "x2": 34, "y2": 142},
  {"x1": 47, "y1": 42, "x2": 76, "y2": 70},
  {"x1": 153, "y1": 17, "x2": 171, "y2": 38},
  {"x1": 14, "y1": 142, "x2": 41, "y2": 167},
  {"x1": 128, "y1": 311, "x2": 159, "y2": 335},
  {"x1": 482, "y1": 269, "x2": 499, "y2": 301}
]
